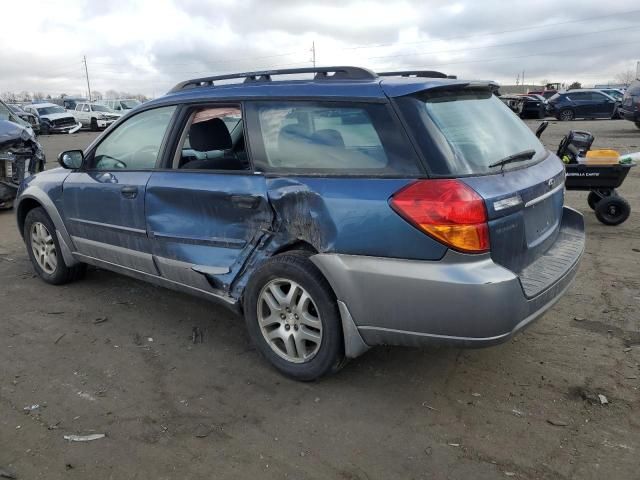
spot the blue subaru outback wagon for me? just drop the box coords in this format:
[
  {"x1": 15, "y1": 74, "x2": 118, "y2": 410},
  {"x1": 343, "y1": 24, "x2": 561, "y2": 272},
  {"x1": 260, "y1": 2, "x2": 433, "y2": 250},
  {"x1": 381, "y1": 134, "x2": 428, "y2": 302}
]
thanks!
[{"x1": 16, "y1": 67, "x2": 585, "y2": 380}]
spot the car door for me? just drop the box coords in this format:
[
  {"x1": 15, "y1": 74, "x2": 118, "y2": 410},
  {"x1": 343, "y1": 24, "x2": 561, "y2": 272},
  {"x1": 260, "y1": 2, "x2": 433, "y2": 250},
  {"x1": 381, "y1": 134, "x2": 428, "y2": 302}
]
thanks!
[
  {"x1": 591, "y1": 92, "x2": 615, "y2": 117},
  {"x1": 145, "y1": 104, "x2": 272, "y2": 295},
  {"x1": 567, "y1": 92, "x2": 589, "y2": 117},
  {"x1": 62, "y1": 105, "x2": 177, "y2": 274}
]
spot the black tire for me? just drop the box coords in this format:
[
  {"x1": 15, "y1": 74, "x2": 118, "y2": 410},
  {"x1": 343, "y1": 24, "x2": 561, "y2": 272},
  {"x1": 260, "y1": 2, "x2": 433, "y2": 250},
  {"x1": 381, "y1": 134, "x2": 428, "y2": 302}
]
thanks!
[
  {"x1": 40, "y1": 122, "x2": 50, "y2": 135},
  {"x1": 587, "y1": 191, "x2": 600, "y2": 210},
  {"x1": 244, "y1": 252, "x2": 345, "y2": 381},
  {"x1": 558, "y1": 109, "x2": 575, "y2": 121},
  {"x1": 594, "y1": 196, "x2": 630, "y2": 226},
  {"x1": 635, "y1": 122, "x2": 640, "y2": 130},
  {"x1": 24, "y1": 207, "x2": 86, "y2": 285},
  {"x1": 90, "y1": 118, "x2": 98, "y2": 131}
]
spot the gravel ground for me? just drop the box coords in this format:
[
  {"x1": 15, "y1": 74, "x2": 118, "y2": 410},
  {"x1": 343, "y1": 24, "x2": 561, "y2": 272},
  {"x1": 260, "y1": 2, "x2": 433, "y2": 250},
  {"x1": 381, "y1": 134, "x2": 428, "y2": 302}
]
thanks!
[{"x1": 0, "y1": 119, "x2": 638, "y2": 479}]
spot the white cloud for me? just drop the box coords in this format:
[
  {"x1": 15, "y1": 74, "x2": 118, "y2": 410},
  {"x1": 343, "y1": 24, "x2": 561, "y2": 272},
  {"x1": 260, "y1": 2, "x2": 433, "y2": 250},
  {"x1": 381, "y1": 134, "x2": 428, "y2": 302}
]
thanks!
[{"x1": 1, "y1": 0, "x2": 638, "y2": 98}]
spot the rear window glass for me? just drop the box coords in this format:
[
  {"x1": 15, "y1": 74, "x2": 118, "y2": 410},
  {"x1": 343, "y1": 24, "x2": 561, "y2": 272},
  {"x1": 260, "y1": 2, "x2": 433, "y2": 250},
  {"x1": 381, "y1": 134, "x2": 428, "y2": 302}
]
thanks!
[
  {"x1": 398, "y1": 90, "x2": 546, "y2": 176},
  {"x1": 249, "y1": 102, "x2": 420, "y2": 175}
]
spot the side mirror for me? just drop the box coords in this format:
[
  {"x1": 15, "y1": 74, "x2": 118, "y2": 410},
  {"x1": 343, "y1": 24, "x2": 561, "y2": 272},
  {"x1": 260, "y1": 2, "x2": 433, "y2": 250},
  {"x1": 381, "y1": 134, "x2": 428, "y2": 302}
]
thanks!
[
  {"x1": 58, "y1": 150, "x2": 84, "y2": 169},
  {"x1": 535, "y1": 121, "x2": 549, "y2": 139}
]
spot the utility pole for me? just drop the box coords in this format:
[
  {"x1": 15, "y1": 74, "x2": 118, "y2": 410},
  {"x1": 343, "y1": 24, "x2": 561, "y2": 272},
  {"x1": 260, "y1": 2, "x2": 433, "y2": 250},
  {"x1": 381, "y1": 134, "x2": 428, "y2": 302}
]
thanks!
[
  {"x1": 311, "y1": 41, "x2": 316, "y2": 68},
  {"x1": 83, "y1": 55, "x2": 92, "y2": 102},
  {"x1": 522, "y1": 70, "x2": 525, "y2": 93}
]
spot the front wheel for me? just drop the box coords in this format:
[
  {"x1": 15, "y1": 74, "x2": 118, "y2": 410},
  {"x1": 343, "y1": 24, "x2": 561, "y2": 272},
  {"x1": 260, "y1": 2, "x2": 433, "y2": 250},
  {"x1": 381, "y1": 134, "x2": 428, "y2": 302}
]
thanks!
[
  {"x1": 24, "y1": 207, "x2": 86, "y2": 284},
  {"x1": 594, "y1": 196, "x2": 630, "y2": 226},
  {"x1": 635, "y1": 122, "x2": 640, "y2": 130},
  {"x1": 244, "y1": 252, "x2": 345, "y2": 381},
  {"x1": 40, "y1": 123, "x2": 50, "y2": 135}
]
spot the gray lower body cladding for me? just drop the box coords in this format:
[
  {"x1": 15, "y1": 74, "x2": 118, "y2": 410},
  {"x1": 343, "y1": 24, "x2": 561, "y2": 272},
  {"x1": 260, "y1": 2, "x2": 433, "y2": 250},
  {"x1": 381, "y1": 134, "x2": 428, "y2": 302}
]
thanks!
[{"x1": 312, "y1": 207, "x2": 585, "y2": 349}]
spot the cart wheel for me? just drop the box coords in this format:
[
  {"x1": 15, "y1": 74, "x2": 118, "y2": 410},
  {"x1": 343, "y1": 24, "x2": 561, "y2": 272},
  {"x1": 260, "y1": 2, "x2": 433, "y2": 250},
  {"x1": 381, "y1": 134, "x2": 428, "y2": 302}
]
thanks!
[
  {"x1": 595, "y1": 196, "x2": 630, "y2": 226},
  {"x1": 587, "y1": 189, "x2": 615, "y2": 210}
]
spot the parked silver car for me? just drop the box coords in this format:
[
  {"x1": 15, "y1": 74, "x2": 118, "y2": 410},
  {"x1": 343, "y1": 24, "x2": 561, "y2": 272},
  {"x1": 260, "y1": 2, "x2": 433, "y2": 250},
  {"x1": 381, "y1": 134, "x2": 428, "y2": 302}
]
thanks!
[{"x1": 96, "y1": 98, "x2": 142, "y2": 113}]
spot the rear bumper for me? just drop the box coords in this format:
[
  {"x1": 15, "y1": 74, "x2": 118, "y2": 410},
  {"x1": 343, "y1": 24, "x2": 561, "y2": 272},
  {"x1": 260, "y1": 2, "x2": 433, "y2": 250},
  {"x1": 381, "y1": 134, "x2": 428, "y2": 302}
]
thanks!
[
  {"x1": 312, "y1": 207, "x2": 584, "y2": 353},
  {"x1": 619, "y1": 108, "x2": 639, "y2": 122}
]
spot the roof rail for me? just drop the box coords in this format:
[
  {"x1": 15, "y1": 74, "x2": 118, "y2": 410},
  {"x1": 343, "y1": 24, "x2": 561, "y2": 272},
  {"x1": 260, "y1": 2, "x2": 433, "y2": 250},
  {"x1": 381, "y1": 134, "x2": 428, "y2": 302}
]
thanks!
[
  {"x1": 378, "y1": 70, "x2": 457, "y2": 79},
  {"x1": 169, "y1": 66, "x2": 378, "y2": 93}
]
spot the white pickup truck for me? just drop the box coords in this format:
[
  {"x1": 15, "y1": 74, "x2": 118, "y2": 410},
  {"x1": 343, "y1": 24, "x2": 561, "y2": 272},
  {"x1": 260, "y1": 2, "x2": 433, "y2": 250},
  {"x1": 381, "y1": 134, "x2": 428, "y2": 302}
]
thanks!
[{"x1": 71, "y1": 102, "x2": 122, "y2": 131}]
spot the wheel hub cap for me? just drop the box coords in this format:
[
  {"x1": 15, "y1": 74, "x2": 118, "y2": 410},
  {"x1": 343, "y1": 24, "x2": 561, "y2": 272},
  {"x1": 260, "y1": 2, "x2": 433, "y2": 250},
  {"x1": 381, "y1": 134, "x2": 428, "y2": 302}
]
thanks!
[
  {"x1": 30, "y1": 222, "x2": 57, "y2": 274},
  {"x1": 257, "y1": 279, "x2": 322, "y2": 363}
]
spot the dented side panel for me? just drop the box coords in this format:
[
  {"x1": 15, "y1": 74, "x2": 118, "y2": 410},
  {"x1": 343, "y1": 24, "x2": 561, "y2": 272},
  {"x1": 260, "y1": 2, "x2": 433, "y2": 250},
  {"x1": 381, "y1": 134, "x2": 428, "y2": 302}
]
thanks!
[
  {"x1": 145, "y1": 171, "x2": 273, "y2": 293},
  {"x1": 229, "y1": 176, "x2": 449, "y2": 299}
]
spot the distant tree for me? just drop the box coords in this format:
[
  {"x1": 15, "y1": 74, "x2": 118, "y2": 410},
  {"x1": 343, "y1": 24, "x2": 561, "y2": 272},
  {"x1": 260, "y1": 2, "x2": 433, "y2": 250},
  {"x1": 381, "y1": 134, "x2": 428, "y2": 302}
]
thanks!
[
  {"x1": 92, "y1": 90, "x2": 103, "y2": 100},
  {"x1": 60, "y1": 93, "x2": 67, "y2": 98},
  {"x1": 46, "y1": 94, "x2": 52, "y2": 100},
  {"x1": 105, "y1": 89, "x2": 118, "y2": 99},
  {"x1": 0, "y1": 91, "x2": 17, "y2": 102},
  {"x1": 18, "y1": 91, "x2": 32, "y2": 102},
  {"x1": 614, "y1": 70, "x2": 635, "y2": 86},
  {"x1": 539, "y1": 78, "x2": 549, "y2": 86},
  {"x1": 568, "y1": 81, "x2": 582, "y2": 90}
]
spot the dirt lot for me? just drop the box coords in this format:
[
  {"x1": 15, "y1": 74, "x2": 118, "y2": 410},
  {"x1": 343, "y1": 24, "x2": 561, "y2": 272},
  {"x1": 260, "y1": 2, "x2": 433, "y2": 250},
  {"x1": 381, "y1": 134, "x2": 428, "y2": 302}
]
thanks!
[{"x1": 0, "y1": 120, "x2": 638, "y2": 479}]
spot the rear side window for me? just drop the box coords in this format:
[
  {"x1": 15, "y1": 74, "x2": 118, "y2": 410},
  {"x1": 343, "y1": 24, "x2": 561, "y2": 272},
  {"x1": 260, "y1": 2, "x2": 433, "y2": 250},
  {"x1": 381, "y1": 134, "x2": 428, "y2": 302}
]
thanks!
[
  {"x1": 248, "y1": 101, "x2": 420, "y2": 175},
  {"x1": 397, "y1": 90, "x2": 545, "y2": 176}
]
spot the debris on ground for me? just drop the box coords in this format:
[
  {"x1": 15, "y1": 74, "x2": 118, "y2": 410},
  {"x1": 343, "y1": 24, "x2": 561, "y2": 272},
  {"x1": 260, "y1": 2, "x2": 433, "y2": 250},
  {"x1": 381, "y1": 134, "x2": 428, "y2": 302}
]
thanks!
[
  {"x1": 93, "y1": 317, "x2": 108, "y2": 324},
  {"x1": 23, "y1": 404, "x2": 40, "y2": 413},
  {"x1": 63, "y1": 433, "x2": 106, "y2": 442},
  {"x1": 547, "y1": 418, "x2": 569, "y2": 427},
  {"x1": 0, "y1": 466, "x2": 17, "y2": 479},
  {"x1": 192, "y1": 326, "x2": 204, "y2": 344},
  {"x1": 598, "y1": 394, "x2": 609, "y2": 405},
  {"x1": 421, "y1": 402, "x2": 438, "y2": 411},
  {"x1": 46, "y1": 311, "x2": 65, "y2": 315},
  {"x1": 54, "y1": 333, "x2": 65, "y2": 344},
  {"x1": 194, "y1": 424, "x2": 211, "y2": 438},
  {"x1": 573, "y1": 316, "x2": 586, "y2": 322},
  {"x1": 133, "y1": 333, "x2": 142, "y2": 345}
]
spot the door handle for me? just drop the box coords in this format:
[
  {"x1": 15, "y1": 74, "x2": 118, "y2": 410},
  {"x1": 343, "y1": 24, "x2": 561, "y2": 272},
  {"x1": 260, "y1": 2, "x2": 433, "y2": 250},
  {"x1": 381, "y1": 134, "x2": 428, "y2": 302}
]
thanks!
[
  {"x1": 121, "y1": 185, "x2": 138, "y2": 199},
  {"x1": 230, "y1": 194, "x2": 260, "y2": 209}
]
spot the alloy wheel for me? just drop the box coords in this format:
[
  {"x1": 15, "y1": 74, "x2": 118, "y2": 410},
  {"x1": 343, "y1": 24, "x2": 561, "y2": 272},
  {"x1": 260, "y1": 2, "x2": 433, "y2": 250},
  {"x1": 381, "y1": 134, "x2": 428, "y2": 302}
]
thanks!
[
  {"x1": 30, "y1": 222, "x2": 57, "y2": 274},
  {"x1": 257, "y1": 278, "x2": 323, "y2": 363}
]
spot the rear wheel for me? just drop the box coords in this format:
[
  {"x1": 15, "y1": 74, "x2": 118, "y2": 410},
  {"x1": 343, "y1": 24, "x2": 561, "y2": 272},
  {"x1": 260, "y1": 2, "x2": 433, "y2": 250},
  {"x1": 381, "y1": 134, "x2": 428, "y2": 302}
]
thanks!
[
  {"x1": 24, "y1": 207, "x2": 86, "y2": 284},
  {"x1": 594, "y1": 196, "x2": 630, "y2": 226},
  {"x1": 587, "y1": 189, "x2": 614, "y2": 210},
  {"x1": 558, "y1": 109, "x2": 575, "y2": 121},
  {"x1": 90, "y1": 118, "x2": 98, "y2": 131},
  {"x1": 244, "y1": 252, "x2": 344, "y2": 381}
]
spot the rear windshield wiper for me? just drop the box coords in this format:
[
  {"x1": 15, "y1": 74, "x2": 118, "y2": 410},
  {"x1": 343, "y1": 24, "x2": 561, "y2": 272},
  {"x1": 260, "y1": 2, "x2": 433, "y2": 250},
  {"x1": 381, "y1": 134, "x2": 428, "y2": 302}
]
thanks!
[{"x1": 489, "y1": 149, "x2": 536, "y2": 170}]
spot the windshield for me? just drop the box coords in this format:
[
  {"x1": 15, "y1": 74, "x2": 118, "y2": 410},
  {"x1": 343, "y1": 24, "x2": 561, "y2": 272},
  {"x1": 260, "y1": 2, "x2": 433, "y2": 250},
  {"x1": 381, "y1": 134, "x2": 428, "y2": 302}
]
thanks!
[
  {"x1": 398, "y1": 90, "x2": 545, "y2": 176},
  {"x1": 121, "y1": 99, "x2": 141, "y2": 109},
  {"x1": 36, "y1": 106, "x2": 66, "y2": 115},
  {"x1": 92, "y1": 104, "x2": 113, "y2": 112}
]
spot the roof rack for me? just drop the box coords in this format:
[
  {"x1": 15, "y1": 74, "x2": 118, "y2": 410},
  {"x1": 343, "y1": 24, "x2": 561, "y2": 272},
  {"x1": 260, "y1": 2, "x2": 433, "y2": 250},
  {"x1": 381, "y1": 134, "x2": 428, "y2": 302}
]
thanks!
[
  {"x1": 378, "y1": 70, "x2": 457, "y2": 79},
  {"x1": 169, "y1": 66, "x2": 378, "y2": 93}
]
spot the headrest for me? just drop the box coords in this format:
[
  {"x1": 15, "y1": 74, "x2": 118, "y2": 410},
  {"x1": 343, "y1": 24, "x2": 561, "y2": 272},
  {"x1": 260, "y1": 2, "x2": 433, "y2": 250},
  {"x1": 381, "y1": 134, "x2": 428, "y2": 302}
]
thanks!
[{"x1": 190, "y1": 118, "x2": 232, "y2": 151}]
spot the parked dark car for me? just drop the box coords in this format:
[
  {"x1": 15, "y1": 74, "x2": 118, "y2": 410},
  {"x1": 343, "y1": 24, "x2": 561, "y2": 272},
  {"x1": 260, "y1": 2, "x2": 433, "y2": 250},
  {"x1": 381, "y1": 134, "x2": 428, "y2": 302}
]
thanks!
[
  {"x1": 547, "y1": 89, "x2": 618, "y2": 121},
  {"x1": 15, "y1": 67, "x2": 585, "y2": 380},
  {"x1": 7, "y1": 104, "x2": 40, "y2": 134},
  {"x1": 619, "y1": 79, "x2": 640, "y2": 129},
  {"x1": 499, "y1": 94, "x2": 546, "y2": 119},
  {"x1": 0, "y1": 100, "x2": 45, "y2": 208}
]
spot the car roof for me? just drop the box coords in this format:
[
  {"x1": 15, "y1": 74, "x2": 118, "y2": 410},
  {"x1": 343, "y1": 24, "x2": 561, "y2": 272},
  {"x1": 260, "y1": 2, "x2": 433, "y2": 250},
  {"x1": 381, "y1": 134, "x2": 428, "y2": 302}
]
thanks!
[{"x1": 146, "y1": 67, "x2": 497, "y2": 108}]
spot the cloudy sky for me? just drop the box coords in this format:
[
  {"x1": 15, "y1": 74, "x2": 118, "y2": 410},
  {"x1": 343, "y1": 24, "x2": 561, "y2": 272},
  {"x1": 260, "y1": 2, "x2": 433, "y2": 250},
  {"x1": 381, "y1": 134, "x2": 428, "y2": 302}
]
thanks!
[{"x1": 1, "y1": 0, "x2": 639, "y2": 98}]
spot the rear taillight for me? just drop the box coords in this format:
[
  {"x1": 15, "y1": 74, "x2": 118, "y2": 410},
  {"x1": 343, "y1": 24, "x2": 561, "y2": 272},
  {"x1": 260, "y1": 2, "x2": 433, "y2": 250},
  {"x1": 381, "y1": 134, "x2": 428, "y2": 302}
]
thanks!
[{"x1": 390, "y1": 179, "x2": 489, "y2": 253}]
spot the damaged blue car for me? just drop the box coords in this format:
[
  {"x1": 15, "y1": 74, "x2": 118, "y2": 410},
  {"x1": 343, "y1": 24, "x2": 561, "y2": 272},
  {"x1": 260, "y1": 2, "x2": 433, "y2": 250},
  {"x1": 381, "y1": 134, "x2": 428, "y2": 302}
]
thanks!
[{"x1": 16, "y1": 67, "x2": 585, "y2": 380}]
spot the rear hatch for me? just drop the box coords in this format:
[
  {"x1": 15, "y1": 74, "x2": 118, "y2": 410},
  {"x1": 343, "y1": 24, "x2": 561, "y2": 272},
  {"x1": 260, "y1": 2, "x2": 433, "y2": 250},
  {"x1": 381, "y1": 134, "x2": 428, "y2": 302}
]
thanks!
[
  {"x1": 394, "y1": 86, "x2": 579, "y2": 297},
  {"x1": 622, "y1": 80, "x2": 640, "y2": 112}
]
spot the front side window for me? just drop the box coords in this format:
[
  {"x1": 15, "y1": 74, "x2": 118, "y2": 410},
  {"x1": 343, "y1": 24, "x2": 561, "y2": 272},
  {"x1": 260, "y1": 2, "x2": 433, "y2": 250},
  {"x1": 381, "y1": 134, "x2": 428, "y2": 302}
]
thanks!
[
  {"x1": 92, "y1": 106, "x2": 176, "y2": 170},
  {"x1": 82, "y1": 104, "x2": 90, "y2": 112},
  {"x1": 397, "y1": 90, "x2": 546, "y2": 176},
  {"x1": 250, "y1": 101, "x2": 419, "y2": 174}
]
